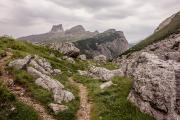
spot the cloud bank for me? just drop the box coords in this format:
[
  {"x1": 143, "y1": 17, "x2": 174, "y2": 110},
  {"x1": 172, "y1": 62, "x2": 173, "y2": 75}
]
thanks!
[{"x1": 0, "y1": 0, "x2": 179, "y2": 42}]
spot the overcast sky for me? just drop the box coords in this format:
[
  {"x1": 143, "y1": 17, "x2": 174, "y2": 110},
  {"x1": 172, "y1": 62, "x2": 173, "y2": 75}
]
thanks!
[{"x1": 0, "y1": 0, "x2": 179, "y2": 43}]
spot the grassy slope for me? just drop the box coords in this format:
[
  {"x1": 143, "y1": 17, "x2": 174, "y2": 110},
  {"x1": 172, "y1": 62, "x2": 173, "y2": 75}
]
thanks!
[
  {"x1": 73, "y1": 75, "x2": 154, "y2": 120},
  {"x1": 0, "y1": 36, "x2": 154, "y2": 120},
  {"x1": 121, "y1": 12, "x2": 180, "y2": 56},
  {"x1": 0, "y1": 81, "x2": 41, "y2": 120},
  {"x1": 0, "y1": 37, "x2": 80, "y2": 120}
]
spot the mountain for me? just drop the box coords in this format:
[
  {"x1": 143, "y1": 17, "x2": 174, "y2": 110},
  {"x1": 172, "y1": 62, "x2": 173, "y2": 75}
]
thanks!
[
  {"x1": 19, "y1": 24, "x2": 98, "y2": 43},
  {"x1": 19, "y1": 25, "x2": 129, "y2": 60},
  {"x1": 0, "y1": 36, "x2": 153, "y2": 120},
  {"x1": 121, "y1": 11, "x2": 180, "y2": 56},
  {"x1": 74, "y1": 29, "x2": 129, "y2": 59},
  {"x1": 115, "y1": 11, "x2": 180, "y2": 120}
]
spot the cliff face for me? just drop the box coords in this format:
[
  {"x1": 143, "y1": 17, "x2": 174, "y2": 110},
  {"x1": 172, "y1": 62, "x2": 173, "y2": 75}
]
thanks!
[
  {"x1": 74, "y1": 29, "x2": 129, "y2": 60},
  {"x1": 19, "y1": 25, "x2": 129, "y2": 59}
]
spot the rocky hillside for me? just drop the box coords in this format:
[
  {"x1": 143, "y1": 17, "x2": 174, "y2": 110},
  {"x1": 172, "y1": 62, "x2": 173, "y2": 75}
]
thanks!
[
  {"x1": 115, "y1": 11, "x2": 180, "y2": 120},
  {"x1": 19, "y1": 25, "x2": 129, "y2": 60},
  {"x1": 19, "y1": 24, "x2": 98, "y2": 43},
  {"x1": 0, "y1": 36, "x2": 153, "y2": 120},
  {"x1": 122, "y1": 11, "x2": 180, "y2": 56},
  {"x1": 74, "y1": 29, "x2": 129, "y2": 60}
]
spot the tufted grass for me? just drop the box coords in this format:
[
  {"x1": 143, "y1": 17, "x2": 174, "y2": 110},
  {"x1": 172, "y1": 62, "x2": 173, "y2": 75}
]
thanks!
[
  {"x1": 73, "y1": 75, "x2": 155, "y2": 120},
  {"x1": 0, "y1": 81, "x2": 41, "y2": 120},
  {"x1": 0, "y1": 37, "x2": 80, "y2": 120}
]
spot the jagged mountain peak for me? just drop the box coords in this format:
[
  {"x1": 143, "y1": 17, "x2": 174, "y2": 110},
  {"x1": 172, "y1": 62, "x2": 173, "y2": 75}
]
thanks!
[
  {"x1": 65, "y1": 25, "x2": 86, "y2": 34},
  {"x1": 103, "y1": 29, "x2": 116, "y2": 33},
  {"x1": 50, "y1": 24, "x2": 64, "y2": 33}
]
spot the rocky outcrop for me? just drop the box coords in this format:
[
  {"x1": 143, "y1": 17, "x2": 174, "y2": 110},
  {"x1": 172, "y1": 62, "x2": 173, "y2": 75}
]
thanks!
[
  {"x1": 115, "y1": 34, "x2": 180, "y2": 120},
  {"x1": 127, "y1": 52, "x2": 180, "y2": 120},
  {"x1": 78, "y1": 66, "x2": 124, "y2": 81},
  {"x1": 8, "y1": 55, "x2": 33, "y2": 70},
  {"x1": 116, "y1": 33, "x2": 180, "y2": 67},
  {"x1": 93, "y1": 55, "x2": 107, "y2": 63},
  {"x1": 74, "y1": 29, "x2": 129, "y2": 60},
  {"x1": 78, "y1": 54, "x2": 87, "y2": 61},
  {"x1": 50, "y1": 42, "x2": 80, "y2": 57},
  {"x1": 9, "y1": 55, "x2": 75, "y2": 103},
  {"x1": 49, "y1": 103, "x2": 68, "y2": 114},
  {"x1": 100, "y1": 81, "x2": 113, "y2": 89}
]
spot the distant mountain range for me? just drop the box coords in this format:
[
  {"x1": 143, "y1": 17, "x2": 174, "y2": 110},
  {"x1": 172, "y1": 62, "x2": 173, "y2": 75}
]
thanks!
[
  {"x1": 19, "y1": 24, "x2": 98, "y2": 43},
  {"x1": 19, "y1": 24, "x2": 129, "y2": 59}
]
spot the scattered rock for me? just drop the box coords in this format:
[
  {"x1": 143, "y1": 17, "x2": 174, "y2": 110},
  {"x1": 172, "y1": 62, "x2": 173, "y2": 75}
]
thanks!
[
  {"x1": 62, "y1": 90, "x2": 75, "y2": 102},
  {"x1": 66, "y1": 57, "x2": 75, "y2": 64},
  {"x1": 78, "y1": 54, "x2": 87, "y2": 60},
  {"x1": 93, "y1": 55, "x2": 107, "y2": 63},
  {"x1": 10, "y1": 106, "x2": 16, "y2": 112},
  {"x1": 77, "y1": 70, "x2": 88, "y2": 76},
  {"x1": 100, "y1": 81, "x2": 113, "y2": 89},
  {"x1": 7, "y1": 79, "x2": 14, "y2": 87},
  {"x1": 79, "y1": 66, "x2": 124, "y2": 81},
  {"x1": 49, "y1": 103, "x2": 68, "y2": 114},
  {"x1": 62, "y1": 56, "x2": 68, "y2": 60}
]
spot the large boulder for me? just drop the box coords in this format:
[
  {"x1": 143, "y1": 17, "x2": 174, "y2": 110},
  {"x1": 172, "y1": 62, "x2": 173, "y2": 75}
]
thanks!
[
  {"x1": 9, "y1": 55, "x2": 74, "y2": 103},
  {"x1": 78, "y1": 54, "x2": 87, "y2": 61},
  {"x1": 49, "y1": 103, "x2": 68, "y2": 114},
  {"x1": 93, "y1": 55, "x2": 107, "y2": 63},
  {"x1": 8, "y1": 55, "x2": 33, "y2": 70},
  {"x1": 128, "y1": 52, "x2": 180, "y2": 120},
  {"x1": 100, "y1": 81, "x2": 113, "y2": 89},
  {"x1": 78, "y1": 66, "x2": 124, "y2": 81},
  {"x1": 50, "y1": 42, "x2": 80, "y2": 57}
]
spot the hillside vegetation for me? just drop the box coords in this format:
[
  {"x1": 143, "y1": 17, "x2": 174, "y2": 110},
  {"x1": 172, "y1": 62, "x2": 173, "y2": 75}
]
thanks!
[
  {"x1": 121, "y1": 12, "x2": 180, "y2": 56},
  {"x1": 0, "y1": 36, "x2": 154, "y2": 120}
]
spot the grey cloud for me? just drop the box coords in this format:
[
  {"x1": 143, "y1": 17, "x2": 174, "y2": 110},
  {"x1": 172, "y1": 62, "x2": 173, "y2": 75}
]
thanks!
[
  {"x1": 47, "y1": 0, "x2": 121, "y2": 10},
  {"x1": 0, "y1": 0, "x2": 179, "y2": 43}
]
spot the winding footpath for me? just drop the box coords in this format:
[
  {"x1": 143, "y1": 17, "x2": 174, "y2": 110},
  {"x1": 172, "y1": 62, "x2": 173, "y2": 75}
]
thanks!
[
  {"x1": 0, "y1": 52, "x2": 56, "y2": 120},
  {"x1": 69, "y1": 77, "x2": 91, "y2": 120}
]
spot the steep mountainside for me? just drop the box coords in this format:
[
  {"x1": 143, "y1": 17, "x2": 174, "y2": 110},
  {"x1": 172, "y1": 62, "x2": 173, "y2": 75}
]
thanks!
[
  {"x1": 19, "y1": 24, "x2": 98, "y2": 43},
  {"x1": 121, "y1": 11, "x2": 180, "y2": 56},
  {"x1": 115, "y1": 11, "x2": 180, "y2": 120},
  {"x1": 74, "y1": 29, "x2": 129, "y2": 59}
]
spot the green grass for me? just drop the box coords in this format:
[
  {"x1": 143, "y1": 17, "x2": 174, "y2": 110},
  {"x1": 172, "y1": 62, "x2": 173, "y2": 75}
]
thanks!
[
  {"x1": 0, "y1": 81, "x2": 41, "y2": 120},
  {"x1": 8, "y1": 68, "x2": 53, "y2": 105},
  {"x1": 73, "y1": 75, "x2": 155, "y2": 120},
  {"x1": 121, "y1": 12, "x2": 180, "y2": 56},
  {"x1": 0, "y1": 37, "x2": 80, "y2": 120},
  {"x1": 0, "y1": 36, "x2": 156, "y2": 120}
]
